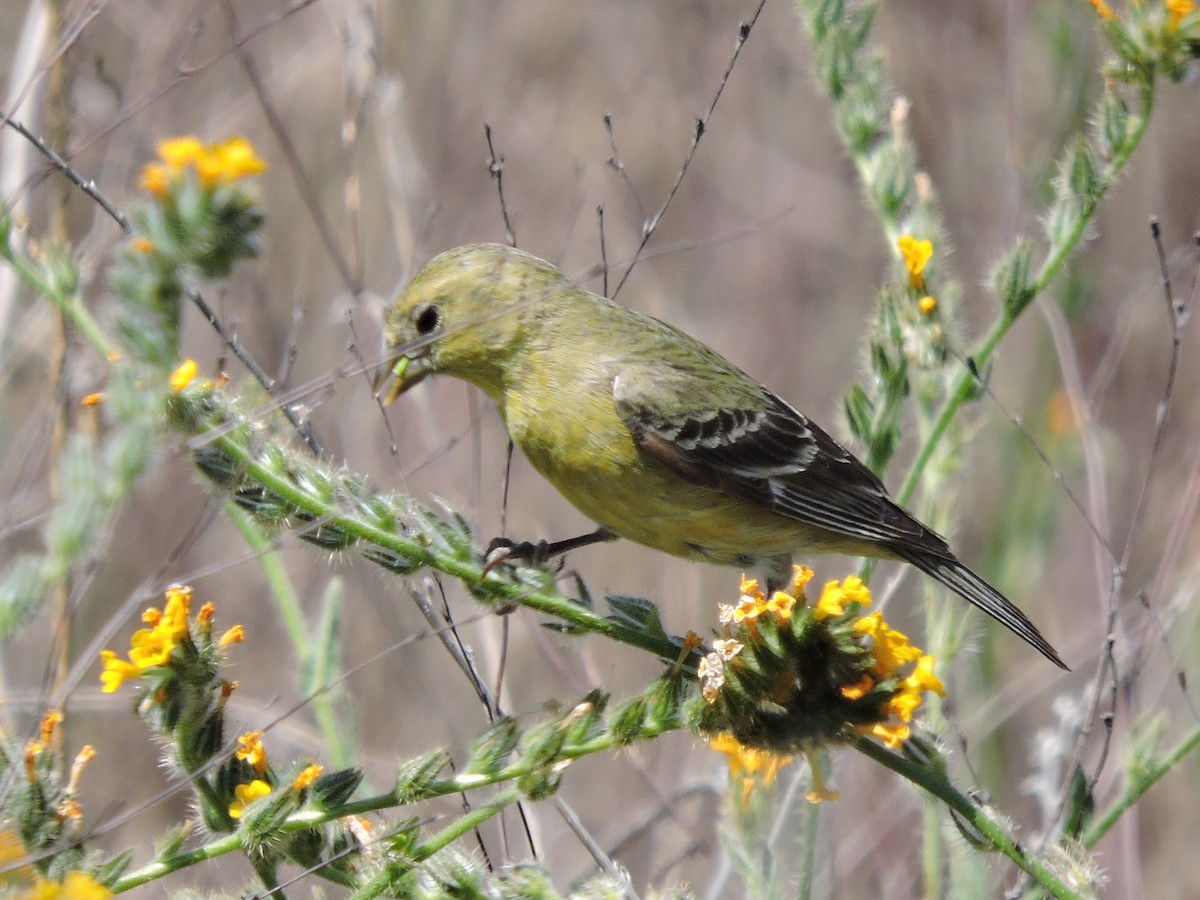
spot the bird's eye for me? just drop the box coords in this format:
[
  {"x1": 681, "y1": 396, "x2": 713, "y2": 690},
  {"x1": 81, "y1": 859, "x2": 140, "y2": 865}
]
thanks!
[{"x1": 414, "y1": 305, "x2": 440, "y2": 335}]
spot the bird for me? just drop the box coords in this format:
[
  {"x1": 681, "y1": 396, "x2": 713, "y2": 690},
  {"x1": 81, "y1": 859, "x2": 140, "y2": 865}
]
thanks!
[{"x1": 376, "y1": 243, "x2": 1066, "y2": 669}]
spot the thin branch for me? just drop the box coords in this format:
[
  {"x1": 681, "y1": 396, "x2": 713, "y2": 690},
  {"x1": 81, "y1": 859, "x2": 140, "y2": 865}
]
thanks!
[
  {"x1": 596, "y1": 204, "x2": 609, "y2": 296},
  {"x1": 484, "y1": 123, "x2": 517, "y2": 247},
  {"x1": 603, "y1": 113, "x2": 647, "y2": 226},
  {"x1": 611, "y1": 0, "x2": 766, "y2": 298},
  {"x1": 1, "y1": 111, "x2": 128, "y2": 230}
]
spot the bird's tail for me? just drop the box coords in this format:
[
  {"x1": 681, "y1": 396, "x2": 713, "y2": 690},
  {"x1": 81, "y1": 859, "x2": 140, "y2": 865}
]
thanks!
[{"x1": 891, "y1": 547, "x2": 1068, "y2": 670}]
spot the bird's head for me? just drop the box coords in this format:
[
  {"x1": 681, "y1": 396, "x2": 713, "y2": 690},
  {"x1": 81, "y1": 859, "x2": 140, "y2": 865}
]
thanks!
[{"x1": 375, "y1": 243, "x2": 569, "y2": 405}]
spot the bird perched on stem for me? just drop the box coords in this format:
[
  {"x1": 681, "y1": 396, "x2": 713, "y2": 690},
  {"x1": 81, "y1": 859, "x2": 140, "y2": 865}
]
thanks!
[{"x1": 377, "y1": 243, "x2": 1066, "y2": 669}]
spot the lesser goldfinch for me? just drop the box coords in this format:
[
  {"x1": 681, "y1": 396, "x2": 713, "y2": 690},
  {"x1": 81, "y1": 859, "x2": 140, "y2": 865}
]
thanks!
[{"x1": 378, "y1": 244, "x2": 1065, "y2": 669}]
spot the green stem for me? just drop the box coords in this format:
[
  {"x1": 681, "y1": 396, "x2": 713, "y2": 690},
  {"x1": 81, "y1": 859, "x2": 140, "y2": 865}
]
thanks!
[
  {"x1": 348, "y1": 789, "x2": 518, "y2": 900},
  {"x1": 112, "y1": 689, "x2": 681, "y2": 890},
  {"x1": 797, "y1": 775, "x2": 820, "y2": 899},
  {"x1": 205, "y1": 421, "x2": 691, "y2": 665},
  {"x1": 852, "y1": 736, "x2": 1081, "y2": 899},
  {"x1": 0, "y1": 230, "x2": 114, "y2": 359},
  {"x1": 111, "y1": 833, "x2": 243, "y2": 892},
  {"x1": 897, "y1": 81, "x2": 1154, "y2": 507},
  {"x1": 1084, "y1": 724, "x2": 1200, "y2": 847}
]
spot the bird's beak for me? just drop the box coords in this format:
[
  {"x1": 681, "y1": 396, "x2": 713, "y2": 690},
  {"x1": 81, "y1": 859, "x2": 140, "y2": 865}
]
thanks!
[{"x1": 373, "y1": 352, "x2": 430, "y2": 406}]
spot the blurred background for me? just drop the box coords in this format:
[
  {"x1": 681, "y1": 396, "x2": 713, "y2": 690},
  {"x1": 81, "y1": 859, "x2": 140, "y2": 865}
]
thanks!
[{"x1": 1, "y1": 1, "x2": 1198, "y2": 896}]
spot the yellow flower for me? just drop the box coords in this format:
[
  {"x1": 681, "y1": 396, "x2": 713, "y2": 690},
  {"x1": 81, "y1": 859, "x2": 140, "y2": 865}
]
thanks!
[
  {"x1": 80, "y1": 392, "x2": 104, "y2": 408},
  {"x1": 853, "y1": 611, "x2": 921, "y2": 676},
  {"x1": 39, "y1": 710, "x2": 62, "y2": 745},
  {"x1": 229, "y1": 779, "x2": 272, "y2": 819},
  {"x1": 788, "y1": 564, "x2": 815, "y2": 597},
  {"x1": 918, "y1": 295, "x2": 938, "y2": 316},
  {"x1": 1167, "y1": 0, "x2": 1196, "y2": 27},
  {"x1": 1087, "y1": 0, "x2": 1116, "y2": 19},
  {"x1": 56, "y1": 798, "x2": 82, "y2": 822},
  {"x1": 802, "y1": 750, "x2": 840, "y2": 804},
  {"x1": 897, "y1": 235, "x2": 933, "y2": 290},
  {"x1": 218, "y1": 624, "x2": 245, "y2": 648},
  {"x1": 161, "y1": 585, "x2": 192, "y2": 636},
  {"x1": 709, "y1": 732, "x2": 796, "y2": 805},
  {"x1": 814, "y1": 576, "x2": 871, "y2": 620},
  {"x1": 24, "y1": 717, "x2": 59, "y2": 780},
  {"x1": 126, "y1": 627, "x2": 174, "y2": 670},
  {"x1": 23, "y1": 741, "x2": 41, "y2": 782},
  {"x1": 732, "y1": 594, "x2": 764, "y2": 623},
  {"x1": 706, "y1": 568, "x2": 946, "y2": 755},
  {"x1": 140, "y1": 136, "x2": 266, "y2": 196},
  {"x1": 738, "y1": 574, "x2": 762, "y2": 599},
  {"x1": 130, "y1": 237, "x2": 155, "y2": 254},
  {"x1": 156, "y1": 136, "x2": 205, "y2": 169},
  {"x1": 138, "y1": 163, "x2": 170, "y2": 197},
  {"x1": 169, "y1": 360, "x2": 198, "y2": 393},
  {"x1": 763, "y1": 591, "x2": 796, "y2": 620},
  {"x1": 291, "y1": 764, "x2": 323, "y2": 791},
  {"x1": 22, "y1": 871, "x2": 112, "y2": 900},
  {"x1": 201, "y1": 137, "x2": 268, "y2": 187},
  {"x1": 99, "y1": 650, "x2": 141, "y2": 693},
  {"x1": 0, "y1": 827, "x2": 32, "y2": 880},
  {"x1": 99, "y1": 585, "x2": 202, "y2": 691},
  {"x1": 839, "y1": 674, "x2": 873, "y2": 700},
  {"x1": 730, "y1": 568, "x2": 809, "y2": 627},
  {"x1": 905, "y1": 654, "x2": 946, "y2": 698},
  {"x1": 885, "y1": 687, "x2": 924, "y2": 722},
  {"x1": 236, "y1": 731, "x2": 268, "y2": 775},
  {"x1": 859, "y1": 720, "x2": 910, "y2": 749}
]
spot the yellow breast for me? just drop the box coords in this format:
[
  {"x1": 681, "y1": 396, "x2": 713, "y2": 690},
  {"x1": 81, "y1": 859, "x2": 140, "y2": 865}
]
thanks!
[{"x1": 498, "y1": 350, "x2": 836, "y2": 566}]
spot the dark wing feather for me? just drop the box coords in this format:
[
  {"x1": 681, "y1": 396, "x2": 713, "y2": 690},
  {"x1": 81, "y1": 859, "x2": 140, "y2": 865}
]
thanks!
[
  {"x1": 614, "y1": 370, "x2": 933, "y2": 549},
  {"x1": 612, "y1": 365, "x2": 1068, "y2": 669}
]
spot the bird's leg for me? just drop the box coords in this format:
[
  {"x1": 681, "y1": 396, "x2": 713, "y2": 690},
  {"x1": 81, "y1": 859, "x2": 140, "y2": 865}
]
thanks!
[{"x1": 483, "y1": 527, "x2": 617, "y2": 576}]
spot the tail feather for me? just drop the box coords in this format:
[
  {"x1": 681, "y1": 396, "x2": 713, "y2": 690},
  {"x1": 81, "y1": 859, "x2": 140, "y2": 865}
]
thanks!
[{"x1": 892, "y1": 547, "x2": 1068, "y2": 670}]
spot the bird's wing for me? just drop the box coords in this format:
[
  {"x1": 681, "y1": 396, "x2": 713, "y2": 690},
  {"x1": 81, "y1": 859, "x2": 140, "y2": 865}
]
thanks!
[{"x1": 612, "y1": 363, "x2": 936, "y2": 549}]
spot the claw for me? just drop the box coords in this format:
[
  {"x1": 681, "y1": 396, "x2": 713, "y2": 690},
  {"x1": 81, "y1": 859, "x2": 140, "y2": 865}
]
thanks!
[
  {"x1": 481, "y1": 537, "x2": 552, "y2": 578},
  {"x1": 482, "y1": 540, "x2": 517, "y2": 578},
  {"x1": 481, "y1": 528, "x2": 618, "y2": 579}
]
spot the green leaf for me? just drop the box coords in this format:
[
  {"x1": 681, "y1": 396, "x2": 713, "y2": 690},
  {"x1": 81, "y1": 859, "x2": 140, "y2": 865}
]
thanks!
[
  {"x1": 604, "y1": 595, "x2": 667, "y2": 640},
  {"x1": 300, "y1": 578, "x2": 344, "y2": 697}
]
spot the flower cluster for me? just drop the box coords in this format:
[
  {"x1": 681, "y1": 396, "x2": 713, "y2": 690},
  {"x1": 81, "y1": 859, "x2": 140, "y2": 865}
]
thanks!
[
  {"x1": 98, "y1": 584, "x2": 245, "y2": 787},
  {"x1": 100, "y1": 585, "x2": 242, "y2": 695},
  {"x1": 1083, "y1": 0, "x2": 1200, "y2": 83},
  {"x1": 2, "y1": 711, "x2": 112, "y2": 894},
  {"x1": 226, "y1": 729, "x2": 327, "y2": 821},
  {"x1": 113, "y1": 136, "x2": 267, "y2": 360},
  {"x1": 1088, "y1": 0, "x2": 1196, "y2": 27},
  {"x1": 139, "y1": 136, "x2": 267, "y2": 197},
  {"x1": 98, "y1": 587, "x2": 365, "y2": 875},
  {"x1": 698, "y1": 567, "x2": 945, "y2": 800}
]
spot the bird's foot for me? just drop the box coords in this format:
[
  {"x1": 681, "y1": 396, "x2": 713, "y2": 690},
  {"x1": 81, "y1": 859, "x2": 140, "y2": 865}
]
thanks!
[
  {"x1": 483, "y1": 537, "x2": 556, "y2": 576},
  {"x1": 482, "y1": 528, "x2": 617, "y2": 578}
]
